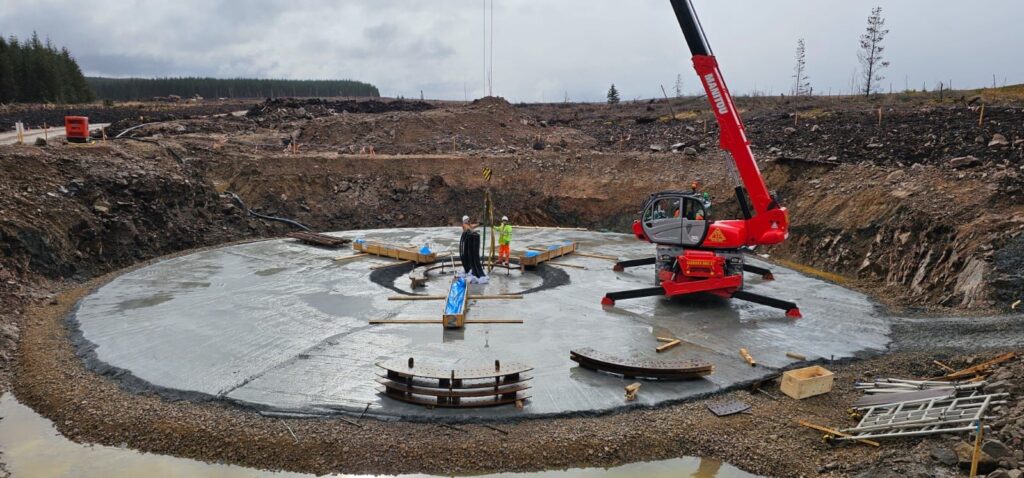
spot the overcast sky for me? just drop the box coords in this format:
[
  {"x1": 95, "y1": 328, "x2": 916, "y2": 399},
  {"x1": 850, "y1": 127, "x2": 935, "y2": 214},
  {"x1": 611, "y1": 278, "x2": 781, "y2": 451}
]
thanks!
[{"x1": 2, "y1": 0, "x2": 1021, "y2": 102}]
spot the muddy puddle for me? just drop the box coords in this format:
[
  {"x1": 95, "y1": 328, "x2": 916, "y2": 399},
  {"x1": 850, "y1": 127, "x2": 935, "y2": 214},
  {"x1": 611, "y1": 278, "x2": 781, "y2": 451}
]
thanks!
[{"x1": 0, "y1": 394, "x2": 756, "y2": 477}]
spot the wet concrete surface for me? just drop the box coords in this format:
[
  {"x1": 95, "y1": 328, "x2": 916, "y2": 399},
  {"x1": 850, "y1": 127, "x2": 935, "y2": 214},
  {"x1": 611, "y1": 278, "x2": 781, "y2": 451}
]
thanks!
[
  {"x1": 70, "y1": 227, "x2": 889, "y2": 420},
  {"x1": 0, "y1": 394, "x2": 757, "y2": 478}
]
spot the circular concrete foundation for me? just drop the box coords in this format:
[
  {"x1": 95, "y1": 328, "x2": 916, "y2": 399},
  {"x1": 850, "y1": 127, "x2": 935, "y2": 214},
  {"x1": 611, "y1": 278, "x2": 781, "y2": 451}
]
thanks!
[{"x1": 70, "y1": 227, "x2": 889, "y2": 420}]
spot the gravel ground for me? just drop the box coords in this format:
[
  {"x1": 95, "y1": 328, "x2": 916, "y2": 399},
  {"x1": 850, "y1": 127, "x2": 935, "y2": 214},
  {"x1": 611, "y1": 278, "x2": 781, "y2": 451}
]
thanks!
[{"x1": 12, "y1": 256, "x2": 1021, "y2": 477}]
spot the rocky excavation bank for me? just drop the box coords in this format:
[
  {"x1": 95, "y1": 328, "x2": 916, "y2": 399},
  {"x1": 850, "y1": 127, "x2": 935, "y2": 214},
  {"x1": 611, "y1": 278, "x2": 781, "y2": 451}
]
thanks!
[{"x1": 1, "y1": 95, "x2": 1023, "y2": 477}]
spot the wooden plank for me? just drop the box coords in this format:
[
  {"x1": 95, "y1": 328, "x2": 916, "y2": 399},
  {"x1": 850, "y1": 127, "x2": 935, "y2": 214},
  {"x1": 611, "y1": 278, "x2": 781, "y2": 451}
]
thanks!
[
  {"x1": 334, "y1": 253, "x2": 370, "y2": 262},
  {"x1": 519, "y1": 242, "x2": 578, "y2": 267},
  {"x1": 786, "y1": 352, "x2": 807, "y2": 361},
  {"x1": 936, "y1": 352, "x2": 1016, "y2": 381},
  {"x1": 387, "y1": 294, "x2": 523, "y2": 301},
  {"x1": 740, "y1": 348, "x2": 757, "y2": 367},
  {"x1": 375, "y1": 372, "x2": 534, "y2": 390},
  {"x1": 656, "y1": 339, "x2": 682, "y2": 353},
  {"x1": 547, "y1": 262, "x2": 586, "y2": 269},
  {"x1": 970, "y1": 420, "x2": 984, "y2": 478},
  {"x1": 354, "y1": 240, "x2": 436, "y2": 264},
  {"x1": 369, "y1": 319, "x2": 523, "y2": 325},
  {"x1": 656, "y1": 337, "x2": 676, "y2": 343},
  {"x1": 574, "y1": 251, "x2": 619, "y2": 261},
  {"x1": 369, "y1": 319, "x2": 443, "y2": 324},
  {"x1": 933, "y1": 360, "x2": 956, "y2": 373},
  {"x1": 378, "y1": 387, "x2": 530, "y2": 408},
  {"x1": 377, "y1": 359, "x2": 533, "y2": 380},
  {"x1": 376, "y1": 378, "x2": 532, "y2": 398},
  {"x1": 797, "y1": 420, "x2": 880, "y2": 447}
]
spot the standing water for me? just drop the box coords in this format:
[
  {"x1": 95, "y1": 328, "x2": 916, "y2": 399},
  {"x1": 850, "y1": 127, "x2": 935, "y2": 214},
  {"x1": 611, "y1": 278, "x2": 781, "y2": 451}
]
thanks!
[{"x1": 0, "y1": 394, "x2": 758, "y2": 477}]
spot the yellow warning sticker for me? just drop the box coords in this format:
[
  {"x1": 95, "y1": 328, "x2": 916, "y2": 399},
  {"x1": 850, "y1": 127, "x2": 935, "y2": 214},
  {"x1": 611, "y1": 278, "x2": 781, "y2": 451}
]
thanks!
[{"x1": 706, "y1": 229, "x2": 727, "y2": 243}]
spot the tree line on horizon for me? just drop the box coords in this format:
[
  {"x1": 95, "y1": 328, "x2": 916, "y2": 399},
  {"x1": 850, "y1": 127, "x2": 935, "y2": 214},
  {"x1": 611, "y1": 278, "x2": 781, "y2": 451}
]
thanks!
[
  {"x1": 0, "y1": 32, "x2": 95, "y2": 104},
  {"x1": 87, "y1": 77, "x2": 380, "y2": 101}
]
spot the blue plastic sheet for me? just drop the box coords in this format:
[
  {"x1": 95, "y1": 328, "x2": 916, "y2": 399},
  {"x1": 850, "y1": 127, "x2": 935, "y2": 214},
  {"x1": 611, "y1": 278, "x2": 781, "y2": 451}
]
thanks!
[
  {"x1": 525, "y1": 250, "x2": 540, "y2": 258},
  {"x1": 444, "y1": 277, "x2": 467, "y2": 315},
  {"x1": 419, "y1": 245, "x2": 432, "y2": 254}
]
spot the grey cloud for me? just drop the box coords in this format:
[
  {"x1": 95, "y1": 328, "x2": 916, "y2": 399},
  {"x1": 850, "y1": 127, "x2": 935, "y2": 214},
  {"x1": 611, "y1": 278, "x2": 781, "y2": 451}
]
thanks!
[{"x1": 1, "y1": 0, "x2": 1021, "y2": 102}]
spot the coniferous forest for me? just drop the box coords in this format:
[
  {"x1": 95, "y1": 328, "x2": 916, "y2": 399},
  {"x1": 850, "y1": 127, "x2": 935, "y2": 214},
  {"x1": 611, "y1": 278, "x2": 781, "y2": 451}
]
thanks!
[
  {"x1": 86, "y1": 77, "x2": 380, "y2": 101},
  {"x1": 0, "y1": 32, "x2": 94, "y2": 104},
  {"x1": 0, "y1": 32, "x2": 379, "y2": 104}
]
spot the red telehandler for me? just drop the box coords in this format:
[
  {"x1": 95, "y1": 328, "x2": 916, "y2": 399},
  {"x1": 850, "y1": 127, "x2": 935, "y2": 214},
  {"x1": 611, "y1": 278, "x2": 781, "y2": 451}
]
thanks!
[{"x1": 601, "y1": 0, "x2": 801, "y2": 318}]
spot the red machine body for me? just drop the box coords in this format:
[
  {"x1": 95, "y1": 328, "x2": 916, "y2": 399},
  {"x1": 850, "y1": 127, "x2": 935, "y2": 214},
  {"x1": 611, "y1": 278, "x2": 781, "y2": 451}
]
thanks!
[
  {"x1": 603, "y1": 0, "x2": 800, "y2": 318},
  {"x1": 64, "y1": 116, "x2": 90, "y2": 143}
]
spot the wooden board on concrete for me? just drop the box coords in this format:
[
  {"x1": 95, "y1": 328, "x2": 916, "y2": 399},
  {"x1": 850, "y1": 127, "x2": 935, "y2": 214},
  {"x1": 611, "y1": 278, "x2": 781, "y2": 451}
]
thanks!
[
  {"x1": 353, "y1": 240, "x2": 436, "y2": 264},
  {"x1": 519, "y1": 242, "x2": 578, "y2": 268}
]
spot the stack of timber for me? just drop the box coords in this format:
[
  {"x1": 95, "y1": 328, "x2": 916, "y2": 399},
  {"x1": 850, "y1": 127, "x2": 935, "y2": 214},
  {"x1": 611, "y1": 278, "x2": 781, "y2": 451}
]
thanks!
[{"x1": 376, "y1": 358, "x2": 532, "y2": 408}]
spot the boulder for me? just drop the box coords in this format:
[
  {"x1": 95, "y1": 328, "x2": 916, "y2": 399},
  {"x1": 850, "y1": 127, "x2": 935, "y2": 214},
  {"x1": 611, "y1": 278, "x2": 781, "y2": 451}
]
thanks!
[
  {"x1": 985, "y1": 380, "x2": 1012, "y2": 394},
  {"x1": 783, "y1": 127, "x2": 797, "y2": 135},
  {"x1": 649, "y1": 144, "x2": 665, "y2": 152},
  {"x1": 956, "y1": 441, "x2": 998, "y2": 473},
  {"x1": 682, "y1": 147, "x2": 698, "y2": 156},
  {"x1": 983, "y1": 440, "x2": 1013, "y2": 460},
  {"x1": 987, "y1": 470, "x2": 1010, "y2": 478},
  {"x1": 989, "y1": 133, "x2": 1009, "y2": 147},
  {"x1": 949, "y1": 156, "x2": 981, "y2": 169},
  {"x1": 886, "y1": 170, "x2": 905, "y2": 181},
  {"x1": 931, "y1": 446, "x2": 959, "y2": 466}
]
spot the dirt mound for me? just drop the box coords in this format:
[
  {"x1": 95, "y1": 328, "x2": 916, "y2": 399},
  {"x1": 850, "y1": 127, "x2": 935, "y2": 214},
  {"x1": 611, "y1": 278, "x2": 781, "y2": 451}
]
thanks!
[
  {"x1": 298, "y1": 96, "x2": 596, "y2": 154},
  {"x1": 245, "y1": 98, "x2": 434, "y2": 125}
]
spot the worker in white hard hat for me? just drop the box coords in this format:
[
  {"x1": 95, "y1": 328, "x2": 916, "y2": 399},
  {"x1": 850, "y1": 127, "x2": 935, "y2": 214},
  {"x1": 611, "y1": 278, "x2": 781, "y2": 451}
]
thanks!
[
  {"x1": 461, "y1": 215, "x2": 478, "y2": 232},
  {"x1": 493, "y1": 215, "x2": 513, "y2": 267}
]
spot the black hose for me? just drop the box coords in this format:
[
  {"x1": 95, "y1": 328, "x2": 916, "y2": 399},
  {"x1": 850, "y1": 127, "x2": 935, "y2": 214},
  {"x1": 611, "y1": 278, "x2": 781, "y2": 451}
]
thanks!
[{"x1": 224, "y1": 191, "x2": 310, "y2": 231}]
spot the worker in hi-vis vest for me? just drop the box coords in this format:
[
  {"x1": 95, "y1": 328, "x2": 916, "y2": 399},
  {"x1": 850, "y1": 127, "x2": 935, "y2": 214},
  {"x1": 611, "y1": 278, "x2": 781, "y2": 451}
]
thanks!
[{"x1": 493, "y1": 216, "x2": 513, "y2": 267}]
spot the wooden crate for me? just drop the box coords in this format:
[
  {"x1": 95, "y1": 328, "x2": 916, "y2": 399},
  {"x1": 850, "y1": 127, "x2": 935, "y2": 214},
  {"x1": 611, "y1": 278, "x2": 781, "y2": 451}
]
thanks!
[{"x1": 780, "y1": 365, "x2": 834, "y2": 400}]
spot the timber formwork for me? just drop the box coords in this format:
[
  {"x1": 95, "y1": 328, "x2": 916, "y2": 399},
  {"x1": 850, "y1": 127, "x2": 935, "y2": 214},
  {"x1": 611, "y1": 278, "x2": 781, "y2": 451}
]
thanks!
[
  {"x1": 353, "y1": 239, "x2": 437, "y2": 264},
  {"x1": 519, "y1": 242, "x2": 578, "y2": 269},
  {"x1": 570, "y1": 347, "x2": 714, "y2": 380}
]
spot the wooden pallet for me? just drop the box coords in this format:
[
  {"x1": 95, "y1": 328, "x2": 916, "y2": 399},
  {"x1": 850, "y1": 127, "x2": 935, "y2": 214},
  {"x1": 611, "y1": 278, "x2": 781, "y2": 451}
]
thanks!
[{"x1": 570, "y1": 347, "x2": 713, "y2": 380}]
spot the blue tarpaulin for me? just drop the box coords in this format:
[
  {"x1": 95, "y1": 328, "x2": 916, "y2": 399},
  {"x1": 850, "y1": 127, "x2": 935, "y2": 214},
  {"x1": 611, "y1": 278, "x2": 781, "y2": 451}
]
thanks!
[
  {"x1": 444, "y1": 277, "x2": 467, "y2": 315},
  {"x1": 525, "y1": 250, "x2": 540, "y2": 258}
]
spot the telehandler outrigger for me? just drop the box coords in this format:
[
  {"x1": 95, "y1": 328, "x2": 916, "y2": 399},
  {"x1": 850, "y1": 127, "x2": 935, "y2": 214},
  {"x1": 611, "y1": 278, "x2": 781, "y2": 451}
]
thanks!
[{"x1": 601, "y1": 0, "x2": 801, "y2": 318}]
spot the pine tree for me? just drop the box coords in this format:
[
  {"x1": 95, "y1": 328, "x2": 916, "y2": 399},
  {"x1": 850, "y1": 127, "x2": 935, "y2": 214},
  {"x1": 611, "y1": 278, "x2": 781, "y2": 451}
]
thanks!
[
  {"x1": 606, "y1": 84, "x2": 620, "y2": 105},
  {"x1": 792, "y1": 38, "x2": 810, "y2": 96},
  {"x1": 0, "y1": 32, "x2": 95, "y2": 103},
  {"x1": 858, "y1": 7, "x2": 890, "y2": 96},
  {"x1": 674, "y1": 74, "x2": 684, "y2": 98},
  {"x1": 0, "y1": 37, "x2": 15, "y2": 103}
]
